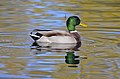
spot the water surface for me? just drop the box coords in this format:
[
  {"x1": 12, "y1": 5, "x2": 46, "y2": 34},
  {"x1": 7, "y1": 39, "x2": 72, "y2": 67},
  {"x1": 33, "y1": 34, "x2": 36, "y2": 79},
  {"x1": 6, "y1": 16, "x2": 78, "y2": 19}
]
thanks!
[{"x1": 0, "y1": 0, "x2": 120, "y2": 79}]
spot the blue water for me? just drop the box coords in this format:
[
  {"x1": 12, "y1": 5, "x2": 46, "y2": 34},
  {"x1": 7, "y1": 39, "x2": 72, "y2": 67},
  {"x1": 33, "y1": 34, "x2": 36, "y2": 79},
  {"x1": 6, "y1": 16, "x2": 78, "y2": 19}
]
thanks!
[{"x1": 0, "y1": 0, "x2": 120, "y2": 79}]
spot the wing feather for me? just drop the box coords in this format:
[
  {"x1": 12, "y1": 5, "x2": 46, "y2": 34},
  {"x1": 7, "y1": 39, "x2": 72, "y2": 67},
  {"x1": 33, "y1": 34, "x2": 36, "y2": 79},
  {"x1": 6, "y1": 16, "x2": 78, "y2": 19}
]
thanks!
[{"x1": 32, "y1": 29, "x2": 70, "y2": 37}]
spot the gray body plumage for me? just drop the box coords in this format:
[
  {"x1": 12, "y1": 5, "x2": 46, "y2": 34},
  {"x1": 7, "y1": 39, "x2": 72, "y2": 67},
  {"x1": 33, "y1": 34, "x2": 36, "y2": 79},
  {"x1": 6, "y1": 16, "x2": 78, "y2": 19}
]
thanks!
[{"x1": 30, "y1": 29, "x2": 81, "y2": 44}]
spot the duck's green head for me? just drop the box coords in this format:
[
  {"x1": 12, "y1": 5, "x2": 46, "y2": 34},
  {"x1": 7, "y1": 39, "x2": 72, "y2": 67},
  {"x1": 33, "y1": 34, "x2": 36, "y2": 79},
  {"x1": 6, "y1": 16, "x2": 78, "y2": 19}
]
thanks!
[{"x1": 66, "y1": 16, "x2": 87, "y2": 32}]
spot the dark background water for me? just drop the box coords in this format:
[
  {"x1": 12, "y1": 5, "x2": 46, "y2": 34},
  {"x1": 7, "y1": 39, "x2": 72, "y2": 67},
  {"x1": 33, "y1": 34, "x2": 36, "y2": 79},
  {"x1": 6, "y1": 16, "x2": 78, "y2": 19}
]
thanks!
[{"x1": 0, "y1": 0, "x2": 120, "y2": 79}]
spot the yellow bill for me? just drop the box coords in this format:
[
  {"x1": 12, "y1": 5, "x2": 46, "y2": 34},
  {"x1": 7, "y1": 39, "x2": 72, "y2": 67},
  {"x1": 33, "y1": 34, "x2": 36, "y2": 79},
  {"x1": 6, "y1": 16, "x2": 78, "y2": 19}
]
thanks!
[{"x1": 80, "y1": 23, "x2": 87, "y2": 27}]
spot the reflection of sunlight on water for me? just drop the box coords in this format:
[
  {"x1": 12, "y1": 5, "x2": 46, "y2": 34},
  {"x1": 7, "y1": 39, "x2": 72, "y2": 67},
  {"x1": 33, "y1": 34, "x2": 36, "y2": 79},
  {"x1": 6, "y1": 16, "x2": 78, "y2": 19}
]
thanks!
[
  {"x1": 0, "y1": 0, "x2": 120, "y2": 79},
  {"x1": 101, "y1": 31, "x2": 120, "y2": 34},
  {"x1": 0, "y1": 74, "x2": 30, "y2": 79},
  {"x1": 25, "y1": 0, "x2": 75, "y2": 30}
]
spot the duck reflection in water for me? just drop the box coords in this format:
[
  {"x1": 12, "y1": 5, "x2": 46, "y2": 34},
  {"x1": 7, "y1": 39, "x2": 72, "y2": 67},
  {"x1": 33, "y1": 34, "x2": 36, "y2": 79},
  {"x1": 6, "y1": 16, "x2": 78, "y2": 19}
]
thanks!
[
  {"x1": 65, "y1": 52, "x2": 79, "y2": 67},
  {"x1": 31, "y1": 42, "x2": 84, "y2": 67},
  {"x1": 31, "y1": 41, "x2": 81, "y2": 51}
]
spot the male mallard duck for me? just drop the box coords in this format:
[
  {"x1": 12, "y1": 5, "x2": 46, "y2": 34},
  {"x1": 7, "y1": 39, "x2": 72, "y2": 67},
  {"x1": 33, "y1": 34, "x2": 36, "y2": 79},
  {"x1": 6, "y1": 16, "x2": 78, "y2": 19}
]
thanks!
[{"x1": 30, "y1": 16, "x2": 87, "y2": 43}]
